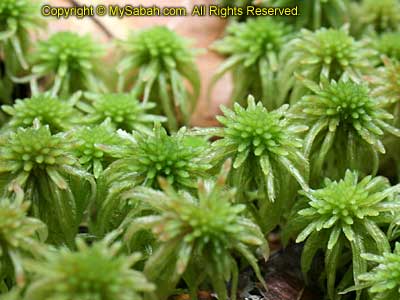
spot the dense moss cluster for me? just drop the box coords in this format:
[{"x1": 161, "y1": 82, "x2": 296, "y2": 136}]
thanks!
[
  {"x1": 25, "y1": 235, "x2": 154, "y2": 300},
  {"x1": 2, "y1": 94, "x2": 80, "y2": 132},
  {"x1": 280, "y1": 26, "x2": 376, "y2": 103},
  {"x1": 123, "y1": 161, "x2": 267, "y2": 300},
  {"x1": 69, "y1": 122, "x2": 126, "y2": 178},
  {"x1": 31, "y1": 32, "x2": 105, "y2": 96},
  {"x1": 285, "y1": 170, "x2": 400, "y2": 299},
  {"x1": 290, "y1": 78, "x2": 400, "y2": 182}
]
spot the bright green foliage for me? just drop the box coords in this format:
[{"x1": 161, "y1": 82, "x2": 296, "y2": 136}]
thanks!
[
  {"x1": 30, "y1": 32, "x2": 105, "y2": 97},
  {"x1": 0, "y1": 123, "x2": 76, "y2": 187},
  {"x1": 284, "y1": 170, "x2": 400, "y2": 300},
  {"x1": 210, "y1": 18, "x2": 291, "y2": 109},
  {"x1": 24, "y1": 233, "x2": 154, "y2": 300},
  {"x1": 100, "y1": 124, "x2": 211, "y2": 190},
  {"x1": 77, "y1": 93, "x2": 165, "y2": 133},
  {"x1": 92, "y1": 124, "x2": 211, "y2": 236},
  {"x1": 266, "y1": 0, "x2": 349, "y2": 30},
  {"x1": 358, "y1": 0, "x2": 400, "y2": 34},
  {"x1": 290, "y1": 77, "x2": 400, "y2": 183},
  {"x1": 2, "y1": 94, "x2": 81, "y2": 133},
  {"x1": 374, "y1": 32, "x2": 400, "y2": 62},
  {"x1": 69, "y1": 121, "x2": 127, "y2": 179},
  {"x1": 369, "y1": 58, "x2": 400, "y2": 121},
  {"x1": 200, "y1": 96, "x2": 308, "y2": 229},
  {"x1": 0, "y1": 0, "x2": 44, "y2": 102},
  {"x1": 279, "y1": 26, "x2": 376, "y2": 103},
  {"x1": 0, "y1": 192, "x2": 46, "y2": 288},
  {"x1": 117, "y1": 26, "x2": 200, "y2": 130},
  {"x1": 352, "y1": 243, "x2": 400, "y2": 300},
  {"x1": 123, "y1": 161, "x2": 268, "y2": 300},
  {"x1": 0, "y1": 122, "x2": 95, "y2": 246}
]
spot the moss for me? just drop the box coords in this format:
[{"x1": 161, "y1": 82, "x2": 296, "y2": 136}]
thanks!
[
  {"x1": 25, "y1": 233, "x2": 154, "y2": 300},
  {"x1": 77, "y1": 93, "x2": 165, "y2": 133},
  {"x1": 117, "y1": 26, "x2": 200, "y2": 130},
  {"x1": 290, "y1": 77, "x2": 400, "y2": 183},
  {"x1": 285, "y1": 170, "x2": 400, "y2": 299},
  {"x1": 2, "y1": 94, "x2": 81, "y2": 133},
  {"x1": 0, "y1": 122, "x2": 95, "y2": 246},
  {"x1": 91, "y1": 124, "x2": 211, "y2": 236},
  {"x1": 31, "y1": 32, "x2": 105, "y2": 97},
  {"x1": 211, "y1": 18, "x2": 291, "y2": 109},
  {"x1": 279, "y1": 26, "x2": 376, "y2": 103},
  {"x1": 123, "y1": 161, "x2": 268, "y2": 300},
  {"x1": 0, "y1": 193, "x2": 46, "y2": 287}
]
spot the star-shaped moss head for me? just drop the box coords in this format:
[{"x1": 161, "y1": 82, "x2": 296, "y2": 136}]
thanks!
[
  {"x1": 355, "y1": 243, "x2": 400, "y2": 300},
  {"x1": 92, "y1": 124, "x2": 212, "y2": 236},
  {"x1": 77, "y1": 93, "x2": 166, "y2": 133},
  {"x1": 0, "y1": 122, "x2": 95, "y2": 246},
  {"x1": 208, "y1": 95, "x2": 308, "y2": 202},
  {"x1": 123, "y1": 161, "x2": 268, "y2": 300},
  {"x1": 31, "y1": 31, "x2": 105, "y2": 96},
  {"x1": 0, "y1": 123, "x2": 76, "y2": 189},
  {"x1": 285, "y1": 170, "x2": 400, "y2": 299},
  {"x1": 104, "y1": 123, "x2": 212, "y2": 190},
  {"x1": 291, "y1": 77, "x2": 400, "y2": 181},
  {"x1": 117, "y1": 26, "x2": 200, "y2": 130},
  {"x1": 25, "y1": 233, "x2": 154, "y2": 300},
  {"x1": 280, "y1": 26, "x2": 376, "y2": 102},
  {"x1": 69, "y1": 121, "x2": 128, "y2": 178},
  {"x1": 211, "y1": 18, "x2": 291, "y2": 108},
  {"x1": 2, "y1": 94, "x2": 81, "y2": 133}
]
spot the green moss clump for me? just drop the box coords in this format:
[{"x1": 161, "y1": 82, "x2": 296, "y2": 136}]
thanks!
[
  {"x1": 2, "y1": 94, "x2": 81, "y2": 133},
  {"x1": 352, "y1": 243, "x2": 400, "y2": 300},
  {"x1": 210, "y1": 18, "x2": 291, "y2": 109},
  {"x1": 117, "y1": 26, "x2": 200, "y2": 130},
  {"x1": 123, "y1": 161, "x2": 268, "y2": 300},
  {"x1": 0, "y1": 122, "x2": 95, "y2": 246},
  {"x1": 92, "y1": 124, "x2": 211, "y2": 236},
  {"x1": 290, "y1": 77, "x2": 400, "y2": 182},
  {"x1": 31, "y1": 32, "x2": 105, "y2": 97},
  {"x1": 24, "y1": 233, "x2": 154, "y2": 300},
  {"x1": 69, "y1": 121, "x2": 127, "y2": 179},
  {"x1": 0, "y1": 193, "x2": 46, "y2": 287},
  {"x1": 77, "y1": 93, "x2": 166, "y2": 133},
  {"x1": 279, "y1": 26, "x2": 376, "y2": 103},
  {"x1": 285, "y1": 170, "x2": 400, "y2": 299},
  {"x1": 197, "y1": 95, "x2": 308, "y2": 230}
]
